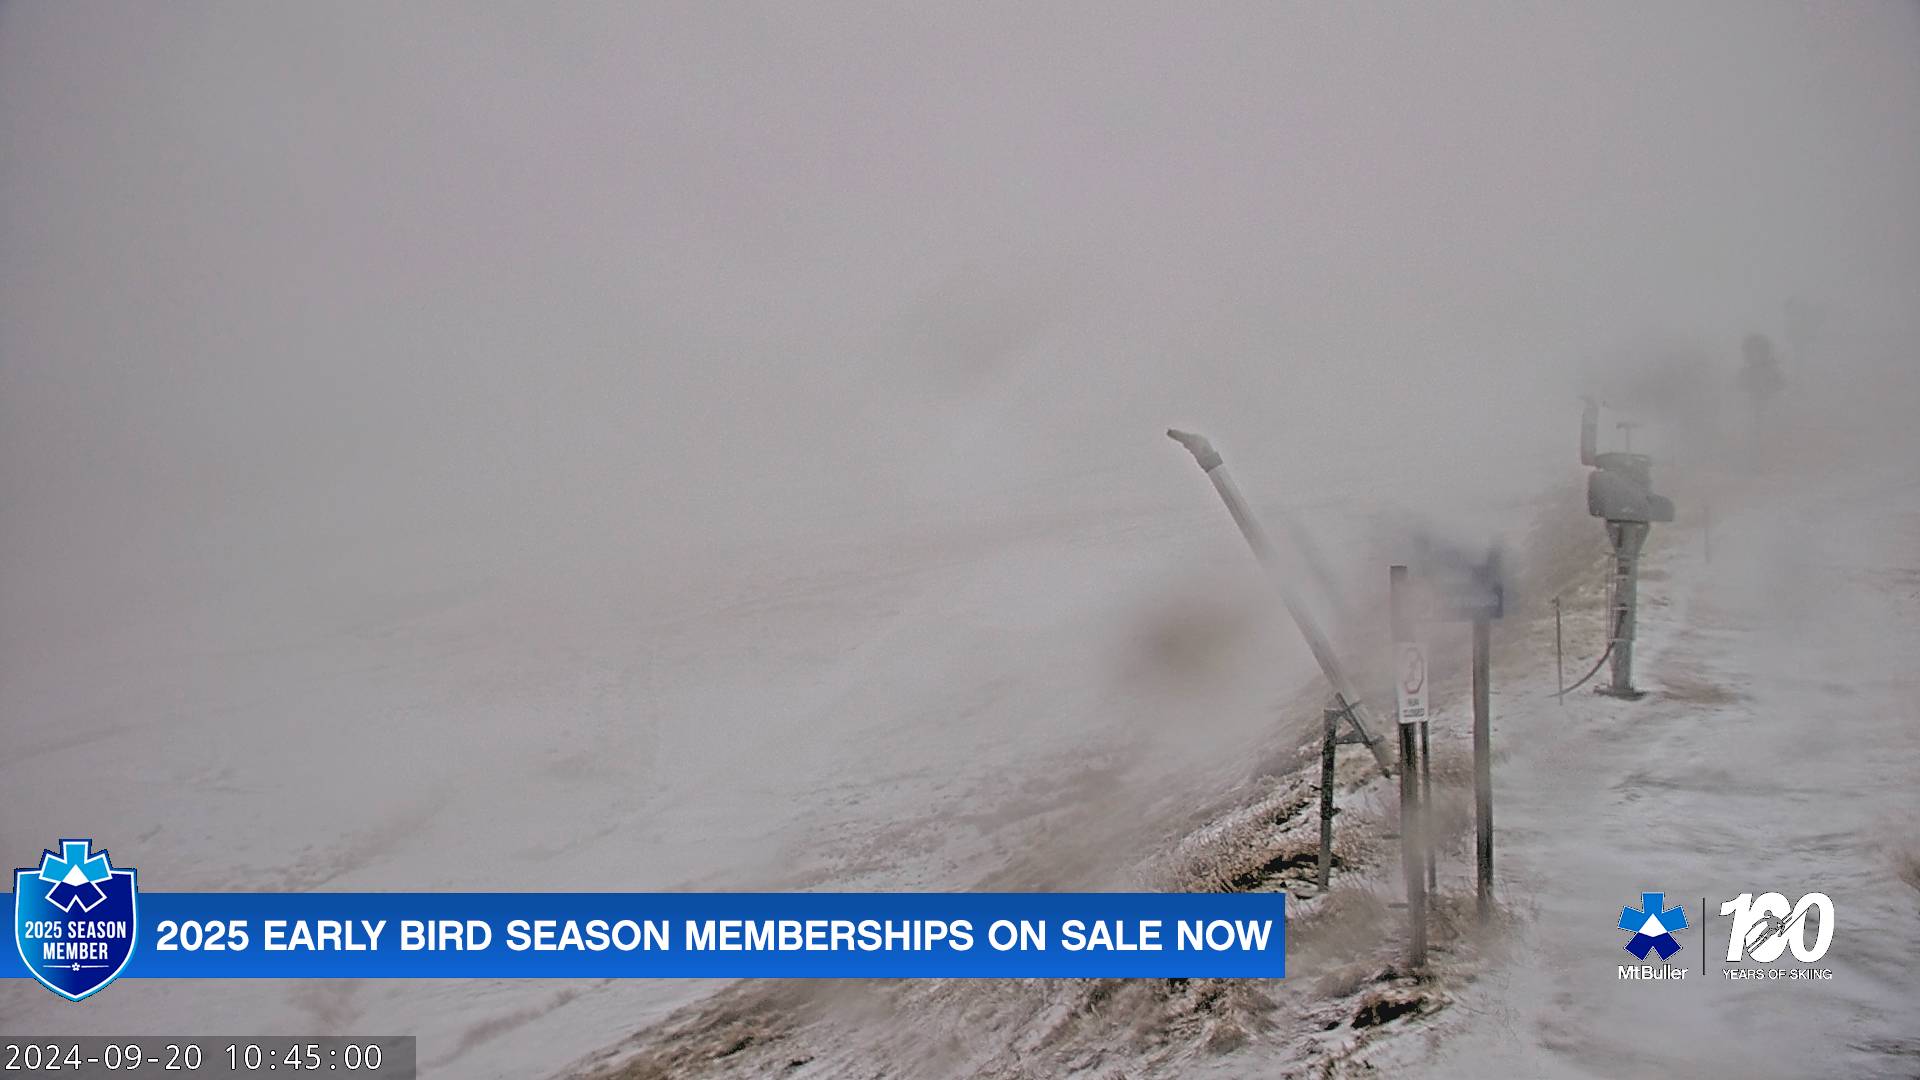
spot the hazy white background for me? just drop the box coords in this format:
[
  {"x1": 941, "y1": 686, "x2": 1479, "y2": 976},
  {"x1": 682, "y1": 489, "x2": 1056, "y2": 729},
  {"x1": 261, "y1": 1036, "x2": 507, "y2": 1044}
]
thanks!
[
  {"x1": 8, "y1": 2, "x2": 1918, "y2": 652},
  {"x1": 3, "y1": 3, "x2": 1917, "y2": 1074}
]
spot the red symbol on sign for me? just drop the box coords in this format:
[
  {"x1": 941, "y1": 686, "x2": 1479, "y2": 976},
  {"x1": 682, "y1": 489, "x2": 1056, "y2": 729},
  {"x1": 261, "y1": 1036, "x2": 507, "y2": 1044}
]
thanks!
[{"x1": 1401, "y1": 646, "x2": 1426, "y2": 695}]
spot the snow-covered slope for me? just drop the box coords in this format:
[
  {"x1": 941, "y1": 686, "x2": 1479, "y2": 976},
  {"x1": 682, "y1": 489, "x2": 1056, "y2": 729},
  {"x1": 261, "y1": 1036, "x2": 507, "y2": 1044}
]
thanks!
[
  {"x1": 561, "y1": 422, "x2": 1920, "y2": 1079},
  {"x1": 1383, "y1": 458, "x2": 1920, "y2": 1078},
  {"x1": 0, "y1": 453, "x2": 1540, "y2": 1078}
]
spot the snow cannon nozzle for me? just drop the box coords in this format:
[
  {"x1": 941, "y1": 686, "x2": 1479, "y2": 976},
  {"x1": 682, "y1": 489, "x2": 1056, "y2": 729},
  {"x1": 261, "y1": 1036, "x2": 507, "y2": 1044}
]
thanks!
[{"x1": 1166, "y1": 429, "x2": 1222, "y2": 472}]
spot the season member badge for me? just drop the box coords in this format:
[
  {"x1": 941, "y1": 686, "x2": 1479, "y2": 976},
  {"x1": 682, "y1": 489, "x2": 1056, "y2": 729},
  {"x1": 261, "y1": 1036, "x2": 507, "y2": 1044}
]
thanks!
[{"x1": 14, "y1": 839, "x2": 137, "y2": 1001}]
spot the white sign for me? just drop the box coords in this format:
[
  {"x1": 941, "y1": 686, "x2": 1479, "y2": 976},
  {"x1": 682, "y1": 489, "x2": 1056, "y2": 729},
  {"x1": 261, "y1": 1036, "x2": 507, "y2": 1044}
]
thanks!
[{"x1": 1395, "y1": 641, "x2": 1427, "y2": 725}]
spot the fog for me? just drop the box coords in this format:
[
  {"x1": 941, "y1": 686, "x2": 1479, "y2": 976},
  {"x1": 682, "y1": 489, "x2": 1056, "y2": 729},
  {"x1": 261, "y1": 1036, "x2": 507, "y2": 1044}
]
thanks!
[
  {"x1": 8, "y1": 2, "x2": 1918, "y2": 656},
  {"x1": 4, "y1": 2, "x2": 1920, "y2": 1073}
]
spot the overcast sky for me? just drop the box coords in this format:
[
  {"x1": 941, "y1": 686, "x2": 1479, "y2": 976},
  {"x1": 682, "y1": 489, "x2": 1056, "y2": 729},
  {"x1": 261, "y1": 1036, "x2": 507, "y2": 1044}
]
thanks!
[{"x1": 4, "y1": 2, "x2": 1918, "y2": 660}]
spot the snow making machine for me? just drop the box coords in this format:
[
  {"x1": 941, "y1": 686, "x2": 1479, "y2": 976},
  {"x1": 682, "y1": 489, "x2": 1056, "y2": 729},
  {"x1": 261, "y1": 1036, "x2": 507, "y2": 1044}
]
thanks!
[{"x1": 1580, "y1": 399, "x2": 1674, "y2": 699}]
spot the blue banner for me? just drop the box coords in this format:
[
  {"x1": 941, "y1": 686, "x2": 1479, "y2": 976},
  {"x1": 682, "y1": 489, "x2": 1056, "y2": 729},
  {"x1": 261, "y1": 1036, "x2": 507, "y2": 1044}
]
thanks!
[{"x1": 62, "y1": 893, "x2": 1286, "y2": 979}]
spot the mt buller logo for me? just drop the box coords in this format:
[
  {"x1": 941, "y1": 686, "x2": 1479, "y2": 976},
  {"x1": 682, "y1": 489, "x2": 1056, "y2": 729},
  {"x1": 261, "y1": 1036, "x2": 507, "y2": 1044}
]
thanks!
[
  {"x1": 1618, "y1": 890, "x2": 1686, "y2": 960},
  {"x1": 13, "y1": 839, "x2": 138, "y2": 1001}
]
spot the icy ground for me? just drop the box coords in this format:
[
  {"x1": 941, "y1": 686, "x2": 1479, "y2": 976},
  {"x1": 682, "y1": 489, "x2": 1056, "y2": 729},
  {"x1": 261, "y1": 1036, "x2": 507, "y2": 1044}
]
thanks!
[
  {"x1": 564, "y1": 440, "x2": 1920, "y2": 1078},
  {"x1": 1373, "y1": 457, "x2": 1920, "y2": 1079},
  {"x1": 5, "y1": 427, "x2": 1915, "y2": 1080},
  {"x1": 0, "y1": 435, "x2": 1546, "y2": 1078}
]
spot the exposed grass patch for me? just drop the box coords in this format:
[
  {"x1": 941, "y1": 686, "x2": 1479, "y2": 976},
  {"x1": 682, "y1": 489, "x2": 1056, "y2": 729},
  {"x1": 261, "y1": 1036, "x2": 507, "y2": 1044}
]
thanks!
[
  {"x1": 1896, "y1": 849, "x2": 1920, "y2": 895},
  {"x1": 1656, "y1": 671, "x2": 1747, "y2": 706},
  {"x1": 1350, "y1": 989, "x2": 1433, "y2": 1029}
]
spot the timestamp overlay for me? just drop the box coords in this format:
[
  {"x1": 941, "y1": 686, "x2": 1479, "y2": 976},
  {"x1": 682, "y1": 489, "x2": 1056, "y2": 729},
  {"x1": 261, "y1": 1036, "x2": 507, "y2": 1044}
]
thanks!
[{"x1": 0, "y1": 1037, "x2": 414, "y2": 1078}]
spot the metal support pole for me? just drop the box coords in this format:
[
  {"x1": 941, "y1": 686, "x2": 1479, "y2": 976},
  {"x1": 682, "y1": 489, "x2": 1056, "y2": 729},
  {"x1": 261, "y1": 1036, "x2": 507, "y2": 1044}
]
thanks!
[
  {"x1": 1603, "y1": 521, "x2": 1649, "y2": 699},
  {"x1": 1390, "y1": 565, "x2": 1426, "y2": 967},
  {"x1": 1319, "y1": 705, "x2": 1338, "y2": 891},
  {"x1": 1168, "y1": 430, "x2": 1393, "y2": 776},
  {"x1": 1420, "y1": 718, "x2": 1434, "y2": 891},
  {"x1": 1472, "y1": 617, "x2": 1493, "y2": 921},
  {"x1": 1553, "y1": 596, "x2": 1564, "y2": 703}
]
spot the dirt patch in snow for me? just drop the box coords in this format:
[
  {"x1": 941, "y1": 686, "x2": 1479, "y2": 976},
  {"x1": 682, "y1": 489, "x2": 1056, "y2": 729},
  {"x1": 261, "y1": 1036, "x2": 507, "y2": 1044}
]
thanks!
[{"x1": 1653, "y1": 671, "x2": 1748, "y2": 706}]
